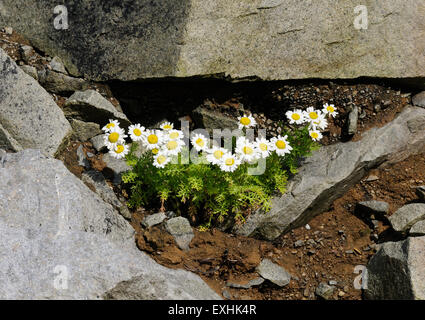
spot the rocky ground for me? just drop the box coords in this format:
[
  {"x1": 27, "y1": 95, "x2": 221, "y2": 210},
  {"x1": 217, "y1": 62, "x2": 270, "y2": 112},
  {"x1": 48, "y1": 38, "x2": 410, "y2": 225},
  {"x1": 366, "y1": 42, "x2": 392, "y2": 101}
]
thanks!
[{"x1": 1, "y1": 27, "x2": 425, "y2": 300}]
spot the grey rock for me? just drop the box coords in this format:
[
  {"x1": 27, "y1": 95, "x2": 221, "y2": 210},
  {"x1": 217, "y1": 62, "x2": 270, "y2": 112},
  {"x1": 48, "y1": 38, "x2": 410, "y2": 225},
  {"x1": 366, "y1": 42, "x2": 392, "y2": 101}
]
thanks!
[
  {"x1": 19, "y1": 65, "x2": 38, "y2": 80},
  {"x1": 347, "y1": 106, "x2": 359, "y2": 135},
  {"x1": 0, "y1": 149, "x2": 220, "y2": 300},
  {"x1": 328, "y1": 280, "x2": 338, "y2": 286},
  {"x1": 90, "y1": 134, "x2": 107, "y2": 152},
  {"x1": 410, "y1": 220, "x2": 425, "y2": 236},
  {"x1": 226, "y1": 277, "x2": 264, "y2": 289},
  {"x1": 357, "y1": 200, "x2": 390, "y2": 217},
  {"x1": 81, "y1": 170, "x2": 131, "y2": 220},
  {"x1": 412, "y1": 91, "x2": 425, "y2": 108},
  {"x1": 256, "y1": 259, "x2": 291, "y2": 287},
  {"x1": 102, "y1": 153, "x2": 131, "y2": 185},
  {"x1": 49, "y1": 56, "x2": 67, "y2": 74},
  {"x1": 142, "y1": 212, "x2": 167, "y2": 228},
  {"x1": 70, "y1": 119, "x2": 102, "y2": 142},
  {"x1": 365, "y1": 236, "x2": 425, "y2": 300},
  {"x1": 76, "y1": 145, "x2": 90, "y2": 169},
  {"x1": 235, "y1": 107, "x2": 425, "y2": 240},
  {"x1": 222, "y1": 289, "x2": 232, "y2": 300},
  {"x1": 0, "y1": 123, "x2": 22, "y2": 152},
  {"x1": 19, "y1": 45, "x2": 33, "y2": 63},
  {"x1": 192, "y1": 106, "x2": 239, "y2": 133},
  {"x1": 388, "y1": 203, "x2": 425, "y2": 233},
  {"x1": 416, "y1": 186, "x2": 425, "y2": 201},
  {"x1": 2, "y1": 1, "x2": 425, "y2": 82},
  {"x1": 4, "y1": 27, "x2": 13, "y2": 35},
  {"x1": 365, "y1": 175, "x2": 380, "y2": 182},
  {"x1": 0, "y1": 48, "x2": 72, "y2": 157},
  {"x1": 315, "y1": 282, "x2": 335, "y2": 300},
  {"x1": 165, "y1": 217, "x2": 194, "y2": 251},
  {"x1": 38, "y1": 68, "x2": 89, "y2": 94},
  {"x1": 64, "y1": 90, "x2": 130, "y2": 128},
  {"x1": 294, "y1": 240, "x2": 304, "y2": 248}
]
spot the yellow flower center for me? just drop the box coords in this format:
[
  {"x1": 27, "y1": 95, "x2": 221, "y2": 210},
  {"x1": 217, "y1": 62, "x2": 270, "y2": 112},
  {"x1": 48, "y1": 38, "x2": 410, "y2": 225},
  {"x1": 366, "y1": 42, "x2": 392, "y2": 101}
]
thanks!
[
  {"x1": 167, "y1": 140, "x2": 178, "y2": 150},
  {"x1": 115, "y1": 145, "x2": 125, "y2": 153},
  {"x1": 327, "y1": 106, "x2": 334, "y2": 113},
  {"x1": 291, "y1": 113, "x2": 301, "y2": 121},
  {"x1": 225, "y1": 158, "x2": 235, "y2": 166},
  {"x1": 108, "y1": 132, "x2": 119, "y2": 143},
  {"x1": 309, "y1": 112, "x2": 318, "y2": 120},
  {"x1": 169, "y1": 132, "x2": 179, "y2": 139},
  {"x1": 276, "y1": 140, "x2": 286, "y2": 149},
  {"x1": 196, "y1": 138, "x2": 205, "y2": 147},
  {"x1": 259, "y1": 143, "x2": 268, "y2": 151},
  {"x1": 147, "y1": 134, "x2": 158, "y2": 144},
  {"x1": 311, "y1": 132, "x2": 319, "y2": 139},
  {"x1": 157, "y1": 155, "x2": 166, "y2": 164},
  {"x1": 152, "y1": 148, "x2": 159, "y2": 155},
  {"x1": 106, "y1": 123, "x2": 115, "y2": 129},
  {"x1": 133, "y1": 128, "x2": 142, "y2": 136},
  {"x1": 240, "y1": 117, "x2": 251, "y2": 126},
  {"x1": 243, "y1": 146, "x2": 254, "y2": 155},
  {"x1": 163, "y1": 124, "x2": 172, "y2": 130},
  {"x1": 213, "y1": 150, "x2": 224, "y2": 159}
]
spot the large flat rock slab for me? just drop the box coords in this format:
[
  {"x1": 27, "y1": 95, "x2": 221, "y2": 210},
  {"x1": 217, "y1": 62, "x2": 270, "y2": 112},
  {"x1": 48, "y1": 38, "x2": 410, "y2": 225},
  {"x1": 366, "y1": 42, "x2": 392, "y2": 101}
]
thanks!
[
  {"x1": 235, "y1": 106, "x2": 425, "y2": 240},
  {"x1": 0, "y1": 149, "x2": 220, "y2": 300},
  {"x1": 0, "y1": 48, "x2": 72, "y2": 156},
  {"x1": 1, "y1": 1, "x2": 424, "y2": 81}
]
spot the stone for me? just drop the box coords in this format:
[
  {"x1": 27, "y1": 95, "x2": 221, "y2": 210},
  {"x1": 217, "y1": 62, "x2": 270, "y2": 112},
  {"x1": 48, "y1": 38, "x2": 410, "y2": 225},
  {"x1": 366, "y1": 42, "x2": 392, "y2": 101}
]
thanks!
[
  {"x1": 388, "y1": 203, "x2": 425, "y2": 233},
  {"x1": 19, "y1": 45, "x2": 33, "y2": 63},
  {"x1": 410, "y1": 220, "x2": 425, "y2": 236},
  {"x1": 416, "y1": 186, "x2": 425, "y2": 201},
  {"x1": 365, "y1": 236, "x2": 425, "y2": 300},
  {"x1": 102, "y1": 153, "x2": 131, "y2": 185},
  {"x1": 192, "y1": 106, "x2": 239, "y2": 133},
  {"x1": 38, "y1": 68, "x2": 90, "y2": 94},
  {"x1": 235, "y1": 107, "x2": 425, "y2": 240},
  {"x1": 4, "y1": 27, "x2": 13, "y2": 35},
  {"x1": 0, "y1": 149, "x2": 220, "y2": 300},
  {"x1": 222, "y1": 289, "x2": 232, "y2": 300},
  {"x1": 90, "y1": 134, "x2": 107, "y2": 152},
  {"x1": 356, "y1": 201, "x2": 390, "y2": 218},
  {"x1": 256, "y1": 259, "x2": 291, "y2": 287},
  {"x1": 0, "y1": 123, "x2": 22, "y2": 152},
  {"x1": 70, "y1": 119, "x2": 102, "y2": 142},
  {"x1": 347, "y1": 106, "x2": 358, "y2": 135},
  {"x1": 226, "y1": 277, "x2": 264, "y2": 289},
  {"x1": 49, "y1": 56, "x2": 67, "y2": 74},
  {"x1": 412, "y1": 91, "x2": 425, "y2": 108},
  {"x1": 0, "y1": 48, "x2": 72, "y2": 157},
  {"x1": 141, "y1": 212, "x2": 167, "y2": 228},
  {"x1": 19, "y1": 65, "x2": 38, "y2": 80},
  {"x1": 294, "y1": 240, "x2": 304, "y2": 248},
  {"x1": 315, "y1": 282, "x2": 335, "y2": 300},
  {"x1": 165, "y1": 217, "x2": 194, "y2": 251},
  {"x1": 76, "y1": 145, "x2": 90, "y2": 169},
  {"x1": 64, "y1": 90, "x2": 130, "y2": 128},
  {"x1": 2, "y1": 1, "x2": 424, "y2": 82}
]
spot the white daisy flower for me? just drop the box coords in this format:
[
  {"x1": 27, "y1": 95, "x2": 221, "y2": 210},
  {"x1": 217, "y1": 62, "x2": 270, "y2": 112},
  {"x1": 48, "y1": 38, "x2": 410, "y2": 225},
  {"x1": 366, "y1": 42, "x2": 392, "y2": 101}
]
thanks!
[
  {"x1": 141, "y1": 129, "x2": 163, "y2": 150},
  {"x1": 303, "y1": 107, "x2": 322, "y2": 123},
  {"x1": 102, "y1": 119, "x2": 120, "y2": 132},
  {"x1": 160, "y1": 122, "x2": 174, "y2": 131},
  {"x1": 322, "y1": 103, "x2": 338, "y2": 118},
  {"x1": 271, "y1": 135, "x2": 293, "y2": 156},
  {"x1": 104, "y1": 127, "x2": 127, "y2": 150},
  {"x1": 153, "y1": 152, "x2": 171, "y2": 169},
  {"x1": 163, "y1": 138, "x2": 185, "y2": 156},
  {"x1": 285, "y1": 109, "x2": 305, "y2": 125},
  {"x1": 235, "y1": 137, "x2": 257, "y2": 162},
  {"x1": 109, "y1": 143, "x2": 129, "y2": 159},
  {"x1": 166, "y1": 129, "x2": 184, "y2": 141},
  {"x1": 191, "y1": 133, "x2": 209, "y2": 152},
  {"x1": 255, "y1": 137, "x2": 272, "y2": 158},
  {"x1": 309, "y1": 113, "x2": 328, "y2": 131},
  {"x1": 206, "y1": 147, "x2": 229, "y2": 165},
  {"x1": 309, "y1": 129, "x2": 323, "y2": 141},
  {"x1": 237, "y1": 114, "x2": 257, "y2": 129},
  {"x1": 219, "y1": 153, "x2": 241, "y2": 172},
  {"x1": 128, "y1": 124, "x2": 145, "y2": 141}
]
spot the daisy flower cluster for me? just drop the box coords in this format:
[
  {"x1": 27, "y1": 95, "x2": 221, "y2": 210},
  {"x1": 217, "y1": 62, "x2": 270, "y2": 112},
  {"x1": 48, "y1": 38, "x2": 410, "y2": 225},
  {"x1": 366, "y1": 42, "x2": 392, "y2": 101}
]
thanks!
[
  {"x1": 285, "y1": 103, "x2": 337, "y2": 141},
  {"x1": 102, "y1": 120, "x2": 186, "y2": 168}
]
